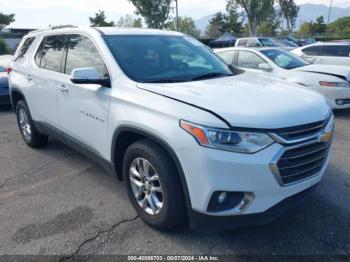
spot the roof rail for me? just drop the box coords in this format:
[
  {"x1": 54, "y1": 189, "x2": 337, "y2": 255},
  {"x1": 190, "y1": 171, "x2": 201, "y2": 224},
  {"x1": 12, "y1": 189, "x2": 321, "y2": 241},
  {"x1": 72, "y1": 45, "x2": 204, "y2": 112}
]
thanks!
[{"x1": 51, "y1": 25, "x2": 78, "y2": 30}]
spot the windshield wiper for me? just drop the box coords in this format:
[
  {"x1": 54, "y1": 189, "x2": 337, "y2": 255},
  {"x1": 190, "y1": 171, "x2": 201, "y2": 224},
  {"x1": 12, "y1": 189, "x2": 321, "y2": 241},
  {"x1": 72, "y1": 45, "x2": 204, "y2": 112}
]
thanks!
[{"x1": 191, "y1": 72, "x2": 233, "y2": 81}]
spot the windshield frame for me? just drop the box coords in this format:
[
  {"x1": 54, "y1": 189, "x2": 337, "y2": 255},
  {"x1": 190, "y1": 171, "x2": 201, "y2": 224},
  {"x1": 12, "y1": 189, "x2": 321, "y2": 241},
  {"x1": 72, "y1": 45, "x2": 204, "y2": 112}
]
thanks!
[
  {"x1": 260, "y1": 48, "x2": 310, "y2": 70},
  {"x1": 103, "y1": 34, "x2": 234, "y2": 83}
]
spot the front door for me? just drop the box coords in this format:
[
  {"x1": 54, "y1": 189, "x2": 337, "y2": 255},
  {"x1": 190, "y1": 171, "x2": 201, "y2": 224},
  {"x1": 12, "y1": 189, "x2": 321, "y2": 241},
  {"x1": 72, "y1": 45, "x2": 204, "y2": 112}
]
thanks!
[{"x1": 57, "y1": 34, "x2": 111, "y2": 159}]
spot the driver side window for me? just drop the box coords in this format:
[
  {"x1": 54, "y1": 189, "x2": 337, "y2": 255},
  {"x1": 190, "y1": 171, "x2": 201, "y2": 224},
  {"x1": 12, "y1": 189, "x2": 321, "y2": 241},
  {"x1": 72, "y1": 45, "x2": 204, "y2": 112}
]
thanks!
[{"x1": 237, "y1": 51, "x2": 266, "y2": 69}]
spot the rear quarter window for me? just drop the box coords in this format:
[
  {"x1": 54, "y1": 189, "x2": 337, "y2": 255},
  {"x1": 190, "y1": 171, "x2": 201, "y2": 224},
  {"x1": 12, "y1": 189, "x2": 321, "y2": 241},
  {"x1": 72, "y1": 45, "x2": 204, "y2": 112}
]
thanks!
[
  {"x1": 14, "y1": 37, "x2": 35, "y2": 62},
  {"x1": 320, "y1": 45, "x2": 350, "y2": 57}
]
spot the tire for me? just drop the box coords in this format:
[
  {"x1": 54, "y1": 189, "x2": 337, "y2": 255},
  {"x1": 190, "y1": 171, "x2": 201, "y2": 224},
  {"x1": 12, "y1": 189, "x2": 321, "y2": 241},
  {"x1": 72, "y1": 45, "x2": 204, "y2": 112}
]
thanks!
[
  {"x1": 123, "y1": 139, "x2": 186, "y2": 230},
  {"x1": 16, "y1": 100, "x2": 48, "y2": 148}
]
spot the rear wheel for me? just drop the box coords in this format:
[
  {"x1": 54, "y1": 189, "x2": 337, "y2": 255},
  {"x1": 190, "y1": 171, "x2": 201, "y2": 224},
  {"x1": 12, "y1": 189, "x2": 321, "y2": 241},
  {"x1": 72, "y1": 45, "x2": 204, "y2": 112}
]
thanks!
[
  {"x1": 123, "y1": 139, "x2": 186, "y2": 230},
  {"x1": 16, "y1": 100, "x2": 48, "y2": 148}
]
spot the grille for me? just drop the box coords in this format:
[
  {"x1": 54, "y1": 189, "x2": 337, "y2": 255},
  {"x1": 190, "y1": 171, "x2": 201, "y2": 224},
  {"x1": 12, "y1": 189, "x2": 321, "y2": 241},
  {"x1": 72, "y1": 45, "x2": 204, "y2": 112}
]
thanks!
[
  {"x1": 276, "y1": 141, "x2": 332, "y2": 185},
  {"x1": 273, "y1": 118, "x2": 329, "y2": 141}
]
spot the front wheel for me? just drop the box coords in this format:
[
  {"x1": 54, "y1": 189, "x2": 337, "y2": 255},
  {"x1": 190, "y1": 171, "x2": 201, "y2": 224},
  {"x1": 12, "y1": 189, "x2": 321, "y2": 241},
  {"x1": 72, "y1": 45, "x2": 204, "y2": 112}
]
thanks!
[
  {"x1": 16, "y1": 100, "x2": 48, "y2": 148},
  {"x1": 123, "y1": 139, "x2": 186, "y2": 230}
]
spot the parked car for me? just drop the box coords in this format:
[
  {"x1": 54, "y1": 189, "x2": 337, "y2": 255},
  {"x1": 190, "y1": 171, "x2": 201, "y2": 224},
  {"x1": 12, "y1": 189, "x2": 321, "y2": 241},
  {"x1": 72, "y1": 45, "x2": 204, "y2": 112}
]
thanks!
[
  {"x1": 292, "y1": 42, "x2": 350, "y2": 66},
  {"x1": 9, "y1": 27, "x2": 333, "y2": 232},
  {"x1": 215, "y1": 47, "x2": 350, "y2": 109},
  {"x1": 0, "y1": 55, "x2": 12, "y2": 105},
  {"x1": 235, "y1": 37, "x2": 295, "y2": 51}
]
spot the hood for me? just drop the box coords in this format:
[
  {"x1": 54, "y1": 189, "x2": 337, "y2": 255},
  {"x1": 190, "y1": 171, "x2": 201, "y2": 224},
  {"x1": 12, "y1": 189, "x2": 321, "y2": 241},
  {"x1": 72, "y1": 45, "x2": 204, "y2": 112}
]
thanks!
[
  {"x1": 293, "y1": 64, "x2": 350, "y2": 81},
  {"x1": 137, "y1": 73, "x2": 330, "y2": 129}
]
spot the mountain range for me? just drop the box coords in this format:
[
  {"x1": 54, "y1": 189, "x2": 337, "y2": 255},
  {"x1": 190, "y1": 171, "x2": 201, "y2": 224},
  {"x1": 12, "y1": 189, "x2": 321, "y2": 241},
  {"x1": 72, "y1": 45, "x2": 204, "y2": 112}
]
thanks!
[{"x1": 195, "y1": 4, "x2": 350, "y2": 34}]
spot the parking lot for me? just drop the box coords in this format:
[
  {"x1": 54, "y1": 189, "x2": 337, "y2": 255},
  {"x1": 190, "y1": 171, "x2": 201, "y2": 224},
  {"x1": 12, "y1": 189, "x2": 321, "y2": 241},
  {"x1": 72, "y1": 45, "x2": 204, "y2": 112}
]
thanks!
[{"x1": 0, "y1": 106, "x2": 349, "y2": 256}]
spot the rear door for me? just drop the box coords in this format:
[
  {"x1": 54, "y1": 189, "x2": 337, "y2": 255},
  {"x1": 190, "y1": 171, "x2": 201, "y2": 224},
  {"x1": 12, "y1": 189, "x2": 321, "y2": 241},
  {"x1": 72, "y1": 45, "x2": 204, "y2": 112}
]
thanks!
[
  {"x1": 29, "y1": 35, "x2": 67, "y2": 127},
  {"x1": 57, "y1": 34, "x2": 111, "y2": 158}
]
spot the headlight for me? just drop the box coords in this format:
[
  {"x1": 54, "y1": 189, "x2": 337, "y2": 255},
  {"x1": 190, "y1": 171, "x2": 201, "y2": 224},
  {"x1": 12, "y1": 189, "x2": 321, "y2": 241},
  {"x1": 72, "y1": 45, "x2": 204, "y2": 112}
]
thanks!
[
  {"x1": 319, "y1": 81, "x2": 350, "y2": 88},
  {"x1": 180, "y1": 120, "x2": 274, "y2": 153}
]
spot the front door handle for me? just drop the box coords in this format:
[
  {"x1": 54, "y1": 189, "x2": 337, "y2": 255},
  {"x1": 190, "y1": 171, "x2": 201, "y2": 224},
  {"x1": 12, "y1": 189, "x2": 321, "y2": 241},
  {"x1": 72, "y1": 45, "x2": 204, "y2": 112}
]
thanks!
[
  {"x1": 58, "y1": 84, "x2": 69, "y2": 92},
  {"x1": 26, "y1": 74, "x2": 32, "y2": 81}
]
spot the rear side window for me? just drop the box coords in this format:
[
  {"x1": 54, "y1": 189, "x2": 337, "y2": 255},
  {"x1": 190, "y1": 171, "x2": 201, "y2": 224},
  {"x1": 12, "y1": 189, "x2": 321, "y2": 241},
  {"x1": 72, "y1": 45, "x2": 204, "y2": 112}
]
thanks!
[
  {"x1": 320, "y1": 45, "x2": 350, "y2": 57},
  {"x1": 237, "y1": 51, "x2": 266, "y2": 69},
  {"x1": 64, "y1": 35, "x2": 108, "y2": 78},
  {"x1": 302, "y1": 46, "x2": 319, "y2": 56},
  {"x1": 217, "y1": 51, "x2": 236, "y2": 64},
  {"x1": 14, "y1": 37, "x2": 35, "y2": 62},
  {"x1": 35, "y1": 35, "x2": 67, "y2": 72},
  {"x1": 237, "y1": 39, "x2": 247, "y2": 46}
]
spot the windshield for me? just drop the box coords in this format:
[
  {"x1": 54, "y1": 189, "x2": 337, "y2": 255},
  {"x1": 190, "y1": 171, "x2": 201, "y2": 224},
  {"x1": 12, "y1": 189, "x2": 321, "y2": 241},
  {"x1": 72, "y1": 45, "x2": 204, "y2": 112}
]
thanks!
[
  {"x1": 103, "y1": 35, "x2": 233, "y2": 83},
  {"x1": 259, "y1": 38, "x2": 278, "y2": 47},
  {"x1": 260, "y1": 49, "x2": 310, "y2": 69}
]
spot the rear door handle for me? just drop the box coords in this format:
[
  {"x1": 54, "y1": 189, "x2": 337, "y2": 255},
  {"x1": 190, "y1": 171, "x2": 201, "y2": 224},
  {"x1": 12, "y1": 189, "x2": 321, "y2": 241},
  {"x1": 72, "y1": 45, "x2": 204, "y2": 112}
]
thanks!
[
  {"x1": 26, "y1": 74, "x2": 32, "y2": 81},
  {"x1": 58, "y1": 84, "x2": 69, "y2": 92}
]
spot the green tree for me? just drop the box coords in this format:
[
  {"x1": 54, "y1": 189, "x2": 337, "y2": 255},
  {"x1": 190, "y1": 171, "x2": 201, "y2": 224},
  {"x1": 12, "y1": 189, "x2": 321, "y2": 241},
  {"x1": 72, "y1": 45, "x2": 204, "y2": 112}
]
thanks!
[
  {"x1": 0, "y1": 13, "x2": 15, "y2": 30},
  {"x1": 277, "y1": 0, "x2": 299, "y2": 33},
  {"x1": 205, "y1": 11, "x2": 242, "y2": 38},
  {"x1": 312, "y1": 16, "x2": 327, "y2": 35},
  {"x1": 296, "y1": 22, "x2": 312, "y2": 36},
  {"x1": 165, "y1": 16, "x2": 201, "y2": 38},
  {"x1": 89, "y1": 10, "x2": 115, "y2": 27},
  {"x1": 227, "y1": 0, "x2": 275, "y2": 36},
  {"x1": 0, "y1": 38, "x2": 9, "y2": 55},
  {"x1": 116, "y1": 14, "x2": 143, "y2": 28},
  {"x1": 128, "y1": 0, "x2": 173, "y2": 29},
  {"x1": 256, "y1": 21, "x2": 279, "y2": 36},
  {"x1": 327, "y1": 16, "x2": 350, "y2": 35}
]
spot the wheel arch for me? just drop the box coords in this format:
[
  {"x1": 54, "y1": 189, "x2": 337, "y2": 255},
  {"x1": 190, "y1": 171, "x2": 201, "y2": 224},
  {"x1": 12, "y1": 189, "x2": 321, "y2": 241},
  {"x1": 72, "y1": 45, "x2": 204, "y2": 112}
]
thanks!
[
  {"x1": 10, "y1": 87, "x2": 26, "y2": 111},
  {"x1": 111, "y1": 125, "x2": 192, "y2": 207}
]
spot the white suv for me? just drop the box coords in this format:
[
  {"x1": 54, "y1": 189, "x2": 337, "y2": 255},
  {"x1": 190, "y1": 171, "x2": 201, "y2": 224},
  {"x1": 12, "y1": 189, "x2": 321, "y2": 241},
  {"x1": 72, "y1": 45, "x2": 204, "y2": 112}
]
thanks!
[{"x1": 9, "y1": 27, "x2": 334, "y2": 232}]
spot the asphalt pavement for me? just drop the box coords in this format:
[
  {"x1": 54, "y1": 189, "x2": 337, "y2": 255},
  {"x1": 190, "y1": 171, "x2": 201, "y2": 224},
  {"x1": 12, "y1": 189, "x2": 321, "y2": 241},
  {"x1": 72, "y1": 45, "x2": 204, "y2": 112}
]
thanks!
[{"x1": 0, "y1": 106, "x2": 349, "y2": 256}]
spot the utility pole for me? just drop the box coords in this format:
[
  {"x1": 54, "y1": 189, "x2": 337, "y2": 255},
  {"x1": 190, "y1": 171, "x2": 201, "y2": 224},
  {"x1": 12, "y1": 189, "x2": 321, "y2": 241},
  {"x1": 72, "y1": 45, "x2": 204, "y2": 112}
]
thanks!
[
  {"x1": 175, "y1": 0, "x2": 179, "y2": 31},
  {"x1": 327, "y1": 0, "x2": 333, "y2": 24}
]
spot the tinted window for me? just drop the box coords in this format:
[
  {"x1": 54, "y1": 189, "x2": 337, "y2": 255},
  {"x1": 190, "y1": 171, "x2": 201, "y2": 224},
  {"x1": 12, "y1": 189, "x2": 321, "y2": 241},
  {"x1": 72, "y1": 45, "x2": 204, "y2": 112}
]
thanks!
[
  {"x1": 15, "y1": 37, "x2": 35, "y2": 62},
  {"x1": 65, "y1": 35, "x2": 108, "y2": 78},
  {"x1": 237, "y1": 39, "x2": 247, "y2": 46},
  {"x1": 217, "y1": 51, "x2": 236, "y2": 64},
  {"x1": 259, "y1": 38, "x2": 277, "y2": 47},
  {"x1": 35, "y1": 35, "x2": 67, "y2": 72},
  {"x1": 237, "y1": 51, "x2": 266, "y2": 69},
  {"x1": 246, "y1": 39, "x2": 261, "y2": 47},
  {"x1": 320, "y1": 45, "x2": 350, "y2": 57},
  {"x1": 261, "y1": 49, "x2": 309, "y2": 69},
  {"x1": 302, "y1": 46, "x2": 319, "y2": 56},
  {"x1": 104, "y1": 35, "x2": 233, "y2": 83},
  {"x1": 0, "y1": 66, "x2": 6, "y2": 72}
]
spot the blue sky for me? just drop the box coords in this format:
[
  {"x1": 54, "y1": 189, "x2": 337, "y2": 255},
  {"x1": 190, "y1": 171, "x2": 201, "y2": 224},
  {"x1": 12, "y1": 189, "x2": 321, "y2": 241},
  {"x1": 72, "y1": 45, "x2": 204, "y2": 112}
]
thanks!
[{"x1": 1, "y1": 0, "x2": 350, "y2": 28}]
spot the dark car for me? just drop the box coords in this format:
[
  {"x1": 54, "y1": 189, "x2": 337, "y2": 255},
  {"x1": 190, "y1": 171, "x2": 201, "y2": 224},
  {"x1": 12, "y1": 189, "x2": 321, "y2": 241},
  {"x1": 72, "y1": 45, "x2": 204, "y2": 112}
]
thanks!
[{"x1": 0, "y1": 56, "x2": 11, "y2": 105}]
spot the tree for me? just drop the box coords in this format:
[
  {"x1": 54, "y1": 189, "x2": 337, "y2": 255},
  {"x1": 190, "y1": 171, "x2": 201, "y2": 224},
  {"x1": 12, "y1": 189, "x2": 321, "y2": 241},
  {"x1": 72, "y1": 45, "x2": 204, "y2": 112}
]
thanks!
[
  {"x1": 128, "y1": 0, "x2": 173, "y2": 29},
  {"x1": 313, "y1": 16, "x2": 327, "y2": 35},
  {"x1": 296, "y1": 22, "x2": 312, "y2": 37},
  {"x1": 0, "y1": 13, "x2": 15, "y2": 30},
  {"x1": 277, "y1": 0, "x2": 299, "y2": 33},
  {"x1": 0, "y1": 38, "x2": 9, "y2": 55},
  {"x1": 116, "y1": 14, "x2": 143, "y2": 28},
  {"x1": 205, "y1": 10, "x2": 242, "y2": 38},
  {"x1": 256, "y1": 21, "x2": 279, "y2": 36},
  {"x1": 327, "y1": 16, "x2": 350, "y2": 35},
  {"x1": 227, "y1": 0, "x2": 274, "y2": 36},
  {"x1": 89, "y1": 10, "x2": 115, "y2": 27},
  {"x1": 165, "y1": 16, "x2": 201, "y2": 38}
]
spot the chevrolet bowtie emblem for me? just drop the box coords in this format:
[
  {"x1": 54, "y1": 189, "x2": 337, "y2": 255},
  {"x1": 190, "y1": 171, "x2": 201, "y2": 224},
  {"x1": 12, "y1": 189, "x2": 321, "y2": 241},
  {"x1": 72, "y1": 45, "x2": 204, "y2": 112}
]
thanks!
[{"x1": 319, "y1": 132, "x2": 332, "y2": 143}]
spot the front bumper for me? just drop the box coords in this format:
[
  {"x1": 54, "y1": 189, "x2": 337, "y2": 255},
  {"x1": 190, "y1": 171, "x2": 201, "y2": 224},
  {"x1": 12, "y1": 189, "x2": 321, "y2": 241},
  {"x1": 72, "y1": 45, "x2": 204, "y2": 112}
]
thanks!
[{"x1": 188, "y1": 185, "x2": 318, "y2": 232}]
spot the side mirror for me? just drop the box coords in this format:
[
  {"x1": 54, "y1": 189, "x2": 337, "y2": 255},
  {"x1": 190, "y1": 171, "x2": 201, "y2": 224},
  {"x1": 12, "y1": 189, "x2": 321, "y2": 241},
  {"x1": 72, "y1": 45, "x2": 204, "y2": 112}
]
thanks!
[
  {"x1": 258, "y1": 63, "x2": 273, "y2": 72},
  {"x1": 70, "y1": 67, "x2": 110, "y2": 87}
]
